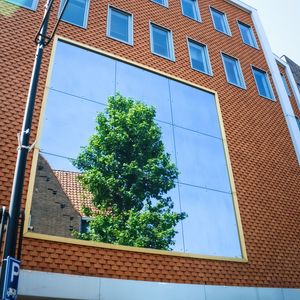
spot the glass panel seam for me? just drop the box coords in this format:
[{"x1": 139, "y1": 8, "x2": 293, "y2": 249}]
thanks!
[{"x1": 168, "y1": 79, "x2": 186, "y2": 252}]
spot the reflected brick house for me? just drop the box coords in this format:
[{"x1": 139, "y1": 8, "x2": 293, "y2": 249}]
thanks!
[{"x1": 31, "y1": 154, "x2": 91, "y2": 237}]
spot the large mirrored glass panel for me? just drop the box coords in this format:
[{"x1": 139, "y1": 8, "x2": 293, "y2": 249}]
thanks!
[{"x1": 29, "y1": 40, "x2": 242, "y2": 258}]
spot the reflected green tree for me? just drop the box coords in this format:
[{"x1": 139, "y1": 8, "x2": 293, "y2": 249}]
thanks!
[{"x1": 73, "y1": 93, "x2": 186, "y2": 250}]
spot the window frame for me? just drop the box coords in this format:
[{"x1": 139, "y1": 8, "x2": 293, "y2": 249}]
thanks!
[
  {"x1": 6, "y1": 0, "x2": 39, "y2": 11},
  {"x1": 221, "y1": 53, "x2": 246, "y2": 89},
  {"x1": 251, "y1": 66, "x2": 275, "y2": 100},
  {"x1": 237, "y1": 20, "x2": 258, "y2": 49},
  {"x1": 180, "y1": 0, "x2": 201, "y2": 22},
  {"x1": 149, "y1": 22, "x2": 175, "y2": 61},
  {"x1": 210, "y1": 6, "x2": 231, "y2": 36},
  {"x1": 187, "y1": 38, "x2": 213, "y2": 76},
  {"x1": 58, "y1": 0, "x2": 90, "y2": 29},
  {"x1": 106, "y1": 5, "x2": 134, "y2": 46},
  {"x1": 150, "y1": 0, "x2": 168, "y2": 7}
]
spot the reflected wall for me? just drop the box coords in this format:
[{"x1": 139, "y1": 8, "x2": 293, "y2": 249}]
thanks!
[{"x1": 29, "y1": 39, "x2": 243, "y2": 258}]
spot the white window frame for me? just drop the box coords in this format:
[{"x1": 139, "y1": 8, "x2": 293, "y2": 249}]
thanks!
[
  {"x1": 180, "y1": 0, "x2": 201, "y2": 22},
  {"x1": 150, "y1": 0, "x2": 168, "y2": 7},
  {"x1": 150, "y1": 22, "x2": 175, "y2": 61},
  {"x1": 238, "y1": 21, "x2": 258, "y2": 49},
  {"x1": 251, "y1": 66, "x2": 275, "y2": 100},
  {"x1": 221, "y1": 53, "x2": 246, "y2": 89},
  {"x1": 59, "y1": 0, "x2": 90, "y2": 29},
  {"x1": 187, "y1": 38, "x2": 212, "y2": 76},
  {"x1": 210, "y1": 6, "x2": 231, "y2": 36},
  {"x1": 107, "y1": 6, "x2": 134, "y2": 46},
  {"x1": 6, "y1": 0, "x2": 39, "y2": 11}
]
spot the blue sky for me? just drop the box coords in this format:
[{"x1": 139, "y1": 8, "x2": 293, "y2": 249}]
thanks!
[{"x1": 244, "y1": 0, "x2": 300, "y2": 64}]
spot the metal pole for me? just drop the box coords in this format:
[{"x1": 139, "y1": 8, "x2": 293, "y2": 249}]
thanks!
[
  {"x1": 3, "y1": 0, "x2": 51, "y2": 260},
  {"x1": 0, "y1": 0, "x2": 52, "y2": 296}
]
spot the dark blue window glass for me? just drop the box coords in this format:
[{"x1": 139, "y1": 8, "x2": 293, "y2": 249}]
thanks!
[
  {"x1": 211, "y1": 8, "x2": 230, "y2": 35},
  {"x1": 296, "y1": 117, "x2": 300, "y2": 131},
  {"x1": 222, "y1": 54, "x2": 245, "y2": 88},
  {"x1": 108, "y1": 7, "x2": 132, "y2": 44},
  {"x1": 81, "y1": 219, "x2": 90, "y2": 233},
  {"x1": 252, "y1": 67, "x2": 274, "y2": 99},
  {"x1": 188, "y1": 40, "x2": 211, "y2": 75},
  {"x1": 238, "y1": 21, "x2": 258, "y2": 48},
  {"x1": 151, "y1": 24, "x2": 174, "y2": 60},
  {"x1": 181, "y1": 0, "x2": 200, "y2": 21},
  {"x1": 60, "y1": 0, "x2": 89, "y2": 28}
]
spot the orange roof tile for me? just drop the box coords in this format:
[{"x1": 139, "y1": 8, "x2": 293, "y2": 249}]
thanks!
[{"x1": 53, "y1": 170, "x2": 94, "y2": 216}]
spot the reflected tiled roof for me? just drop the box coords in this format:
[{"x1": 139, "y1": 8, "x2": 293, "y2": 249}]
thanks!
[{"x1": 53, "y1": 170, "x2": 94, "y2": 216}]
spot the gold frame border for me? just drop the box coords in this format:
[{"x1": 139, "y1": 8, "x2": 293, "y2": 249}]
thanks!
[{"x1": 24, "y1": 35, "x2": 248, "y2": 263}]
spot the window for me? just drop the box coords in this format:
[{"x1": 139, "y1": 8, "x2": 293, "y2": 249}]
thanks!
[
  {"x1": 252, "y1": 67, "x2": 274, "y2": 100},
  {"x1": 6, "y1": 0, "x2": 38, "y2": 10},
  {"x1": 238, "y1": 21, "x2": 258, "y2": 48},
  {"x1": 296, "y1": 116, "x2": 300, "y2": 131},
  {"x1": 107, "y1": 7, "x2": 133, "y2": 45},
  {"x1": 150, "y1": 23, "x2": 175, "y2": 61},
  {"x1": 59, "y1": 0, "x2": 89, "y2": 28},
  {"x1": 151, "y1": 0, "x2": 168, "y2": 7},
  {"x1": 210, "y1": 7, "x2": 231, "y2": 35},
  {"x1": 181, "y1": 0, "x2": 201, "y2": 22},
  {"x1": 188, "y1": 39, "x2": 212, "y2": 75},
  {"x1": 222, "y1": 54, "x2": 245, "y2": 88},
  {"x1": 81, "y1": 218, "x2": 91, "y2": 234},
  {"x1": 281, "y1": 73, "x2": 291, "y2": 96}
]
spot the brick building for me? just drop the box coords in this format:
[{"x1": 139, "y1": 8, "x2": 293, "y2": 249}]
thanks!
[{"x1": 1, "y1": 0, "x2": 300, "y2": 299}]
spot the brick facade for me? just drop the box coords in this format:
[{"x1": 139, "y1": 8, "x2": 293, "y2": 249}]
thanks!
[
  {"x1": 30, "y1": 154, "x2": 81, "y2": 237},
  {"x1": 1, "y1": 0, "x2": 300, "y2": 288}
]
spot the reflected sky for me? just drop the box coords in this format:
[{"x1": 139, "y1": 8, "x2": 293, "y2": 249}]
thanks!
[
  {"x1": 38, "y1": 40, "x2": 242, "y2": 258},
  {"x1": 116, "y1": 61, "x2": 172, "y2": 124},
  {"x1": 179, "y1": 184, "x2": 241, "y2": 257}
]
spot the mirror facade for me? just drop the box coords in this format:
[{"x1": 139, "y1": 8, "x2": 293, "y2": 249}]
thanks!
[{"x1": 31, "y1": 40, "x2": 242, "y2": 258}]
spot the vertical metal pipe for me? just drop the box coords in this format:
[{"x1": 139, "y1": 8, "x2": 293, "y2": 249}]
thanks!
[
  {"x1": 0, "y1": 208, "x2": 7, "y2": 254},
  {"x1": 2, "y1": 0, "x2": 51, "y2": 260},
  {"x1": 17, "y1": 210, "x2": 25, "y2": 261},
  {"x1": 0, "y1": 0, "x2": 52, "y2": 296}
]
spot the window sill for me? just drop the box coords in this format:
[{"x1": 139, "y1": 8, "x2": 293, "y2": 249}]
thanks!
[
  {"x1": 60, "y1": 19, "x2": 88, "y2": 30},
  {"x1": 106, "y1": 35, "x2": 134, "y2": 47},
  {"x1": 151, "y1": 51, "x2": 175, "y2": 62}
]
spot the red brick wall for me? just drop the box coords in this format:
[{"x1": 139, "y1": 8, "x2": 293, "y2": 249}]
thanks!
[{"x1": 1, "y1": 0, "x2": 300, "y2": 288}]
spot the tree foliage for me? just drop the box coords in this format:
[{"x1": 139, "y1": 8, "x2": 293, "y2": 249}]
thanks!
[{"x1": 73, "y1": 93, "x2": 186, "y2": 250}]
